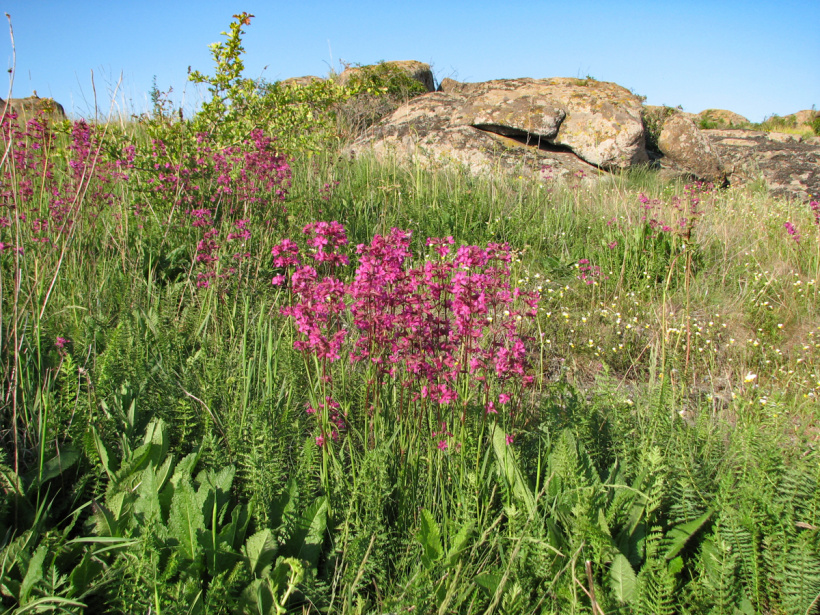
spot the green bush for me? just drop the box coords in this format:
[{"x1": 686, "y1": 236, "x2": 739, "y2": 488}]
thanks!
[{"x1": 642, "y1": 106, "x2": 678, "y2": 152}]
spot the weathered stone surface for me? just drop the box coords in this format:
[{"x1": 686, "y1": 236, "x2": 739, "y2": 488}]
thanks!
[
  {"x1": 345, "y1": 91, "x2": 599, "y2": 181},
  {"x1": 704, "y1": 129, "x2": 820, "y2": 200},
  {"x1": 429, "y1": 78, "x2": 647, "y2": 168},
  {"x1": 338, "y1": 60, "x2": 435, "y2": 92},
  {"x1": 280, "y1": 75, "x2": 325, "y2": 87},
  {"x1": 784, "y1": 109, "x2": 817, "y2": 126},
  {"x1": 450, "y1": 90, "x2": 566, "y2": 139},
  {"x1": 351, "y1": 77, "x2": 648, "y2": 180},
  {"x1": 437, "y1": 77, "x2": 461, "y2": 93},
  {"x1": 642, "y1": 105, "x2": 697, "y2": 126},
  {"x1": 658, "y1": 114, "x2": 724, "y2": 181},
  {"x1": 1, "y1": 95, "x2": 67, "y2": 123},
  {"x1": 350, "y1": 74, "x2": 816, "y2": 200},
  {"x1": 697, "y1": 108, "x2": 749, "y2": 127},
  {"x1": 766, "y1": 131, "x2": 803, "y2": 143}
]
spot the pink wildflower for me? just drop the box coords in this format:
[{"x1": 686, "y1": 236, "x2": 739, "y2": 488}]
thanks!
[{"x1": 784, "y1": 221, "x2": 800, "y2": 243}]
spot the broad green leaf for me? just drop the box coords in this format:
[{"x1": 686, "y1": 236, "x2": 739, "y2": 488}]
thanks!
[
  {"x1": 162, "y1": 450, "x2": 201, "y2": 516},
  {"x1": 90, "y1": 427, "x2": 112, "y2": 479},
  {"x1": 609, "y1": 553, "x2": 637, "y2": 604},
  {"x1": 201, "y1": 526, "x2": 240, "y2": 577},
  {"x1": 171, "y1": 451, "x2": 202, "y2": 490},
  {"x1": 209, "y1": 465, "x2": 235, "y2": 493},
  {"x1": 115, "y1": 441, "x2": 152, "y2": 485},
  {"x1": 445, "y1": 521, "x2": 474, "y2": 567},
  {"x1": 281, "y1": 497, "x2": 328, "y2": 569},
  {"x1": 197, "y1": 465, "x2": 235, "y2": 521},
  {"x1": 19, "y1": 543, "x2": 47, "y2": 604},
  {"x1": 135, "y1": 465, "x2": 163, "y2": 528},
  {"x1": 598, "y1": 508, "x2": 612, "y2": 538},
  {"x1": 196, "y1": 479, "x2": 216, "y2": 532},
  {"x1": 267, "y1": 558, "x2": 305, "y2": 610},
  {"x1": 106, "y1": 491, "x2": 130, "y2": 523},
  {"x1": 664, "y1": 509, "x2": 713, "y2": 561},
  {"x1": 91, "y1": 500, "x2": 119, "y2": 537},
  {"x1": 474, "y1": 572, "x2": 501, "y2": 597},
  {"x1": 69, "y1": 550, "x2": 104, "y2": 597},
  {"x1": 154, "y1": 453, "x2": 175, "y2": 494},
  {"x1": 219, "y1": 503, "x2": 250, "y2": 552},
  {"x1": 419, "y1": 509, "x2": 443, "y2": 569},
  {"x1": 491, "y1": 423, "x2": 535, "y2": 518},
  {"x1": 667, "y1": 555, "x2": 684, "y2": 576},
  {"x1": 270, "y1": 477, "x2": 298, "y2": 529},
  {"x1": 168, "y1": 478, "x2": 205, "y2": 562},
  {"x1": 239, "y1": 578, "x2": 274, "y2": 615},
  {"x1": 186, "y1": 590, "x2": 203, "y2": 615},
  {"x1": 243, "y1": 529, "x2": 278, "y2": 577},
  {"x1": 142, "y1": 418, "x2": 170, "y2": 468},
  {"x1": 25, "y1": 446, "x2": 80, "y2": 490}
]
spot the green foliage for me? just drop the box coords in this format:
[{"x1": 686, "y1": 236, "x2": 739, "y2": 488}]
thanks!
[
  {"x1": 338, "y1": 61, "x2": 427, "y2": 99},
  {"x1": 2, "y1": 11, "x2": 819, "y2": 614},
  {"x1": 188, "y1": 12, "x2": 257, "y2": 140},
  {"x1": 332, "y1": 61, "x2": 428, "y2": 139},
  {"x1": 642, "y1": 105, "x2": 677, "y2": 152},
  {"x1": 254, "y1": 78, "x2": 351, "y2": 153}
]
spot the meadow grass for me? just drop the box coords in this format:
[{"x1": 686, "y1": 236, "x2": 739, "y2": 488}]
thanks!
[
  {"x1": 2, "y1": 115, "x2": 818, "y2": 613},
  {"x1": 0, "y1": 16, "x2": 818, "y2": 614}
]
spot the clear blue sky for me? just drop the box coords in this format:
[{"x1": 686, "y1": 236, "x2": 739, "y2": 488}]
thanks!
[{"x1": 2, "y1": 0, "x2": 818, "y2": 123}]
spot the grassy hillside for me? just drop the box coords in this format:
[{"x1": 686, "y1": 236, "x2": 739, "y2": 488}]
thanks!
[{"x1": 1, "y1": 15, "x2": 818, "y2": 615}]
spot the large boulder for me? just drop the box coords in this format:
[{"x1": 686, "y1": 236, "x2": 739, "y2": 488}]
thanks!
[
  {"x1": 337, "y1": 60, "x2": 435, "y2": 93},
  {"x1": 697, "y1": 109, "x2": 749, "y2": 128},
  {"x1": 1, "y1": 95, "x2": 67, "y2": 123},
  {"x1": 658, "y1": 114, "x2": 724, "y2": 182},
  {"x1": 704, "y1": 129, "x2": 820, "y2": 200},
  {"x1": 434, "y1": 77, "x2": 648, "y2": 168},
  {"x1": 786, "y1": 109, "x2": 818, "y2": 126},
  {"x1": 345, "y1": 91, "x2": 599, "y2": 181},
  {"x1": 349, "y1": 76, "x2": 648, "y2": 179},
  {"x1": 280, "y1": 75, "x2": 325, "y2": 87}
]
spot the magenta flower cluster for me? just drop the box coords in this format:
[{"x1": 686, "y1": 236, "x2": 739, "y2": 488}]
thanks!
[
  {"x1": 0, "y1": 114, "x2": 121, "y2": 252},
  {"x1": 783, "y1": 221, "x2": 800, "y2": 244},
  {"x1": 0, "y1": 111, "x2": 291, "y2": 286},
  {"x1": 275, "y1": 222, "x2": 539, "y2": 447},
  {"x1": 636, "y1": 181, "x2": 713, "y2": 241},
  {"x1": 577, "y1": 258, "x2": 607, "y2": 285},
  {"x1": 139, "y1": 129, "x2": 292, "y2": 290}
]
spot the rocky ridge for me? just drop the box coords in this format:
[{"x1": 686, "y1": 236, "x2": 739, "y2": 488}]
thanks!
[
  {"x1": 336, "y1": 67, "x2": 819, "y2": 201},
  {"x1": 1, "y1": 94, "x2": 67, "y2": 123}
]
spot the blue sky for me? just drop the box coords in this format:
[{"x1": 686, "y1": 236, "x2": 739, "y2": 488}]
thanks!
[{"x1": 2, "y1": 0, "x2": 818, "y2": 122}]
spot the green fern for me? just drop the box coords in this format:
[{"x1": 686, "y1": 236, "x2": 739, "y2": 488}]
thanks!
[
  {"x1": 779, "y1": 534, "x2": 820, "y2": 615},
  {"x1": 700, "y1": 532, "x2": 740, "y2": 615},
  {"x1": 635, "y1": 527, "x2": 676, "y2": 615},
  {"x1": 721, "y1": 511, "x2": 763, "y2": 613}
]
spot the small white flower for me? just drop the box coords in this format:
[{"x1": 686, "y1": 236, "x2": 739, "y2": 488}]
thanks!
[{"x1": 745, "y1": 372, "x2": 757, "y2": 383}]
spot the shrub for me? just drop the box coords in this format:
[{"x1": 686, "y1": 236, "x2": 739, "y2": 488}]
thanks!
[
  {"x1": 641, "y1": 106, "x2": 678, "y2": 153},
  {"x1": 333, "y1": 61, "x2": 430, "y2": 139}
]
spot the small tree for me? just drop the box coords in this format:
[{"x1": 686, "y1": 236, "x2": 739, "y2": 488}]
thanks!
[{"x1": 188, "y1": 12, "x2": 258, "y2": 143}]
